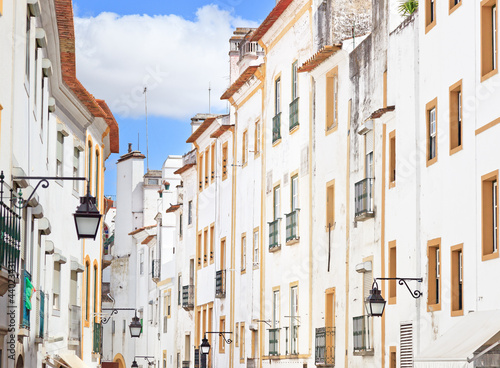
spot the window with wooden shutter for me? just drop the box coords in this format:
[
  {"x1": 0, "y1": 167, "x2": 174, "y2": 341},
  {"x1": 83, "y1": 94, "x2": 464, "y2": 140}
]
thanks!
[
  {"x1": 400, "y1": 322, "x2": 413, "y2": 368},
  {"x1": 56, "y1": 132, "x2": 64, "y2": 177}
]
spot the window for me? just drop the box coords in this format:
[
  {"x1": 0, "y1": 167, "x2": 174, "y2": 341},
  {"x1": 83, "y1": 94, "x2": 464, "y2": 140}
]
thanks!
[
  {"x1": 292, "y1": 61, "x2": 298, "y2": 100},
  {"x1": 188, "y1": 201, "x2": 193, "y2": 225},
  {"x1": 242, "y1": 130, "x2": 248, "y2": 165},
  {"x1": 390, "y1": 347, "x2": 397, "y2": 368},
  {"x1": 235, "y1": 322, "x2": 239, "y2": 347},
  {"x1": 140, "y1": 252, "x2": 144, "y2": 275},
  {"x1": 211, "y1": 143, "x2": 215, "y2": 183},
  {"x1": 178, "y1": 274, "x2": 182, "y2": 305},
  {"x1": 451, "y1": 244, "x2": 464, "y2": 316},
  {"x1": 274, "y1": 185, "x2": 280, "y2": 220},
  {"x1": 203, "y1": 229, "x2": 208, "y2": 266},
  {"x1": 272, "y1": 289, "x2": 280, "y2": 328},
  {"x1": 241, "y1": 234, "x2": 246, "y2": 272},
  {"x1": 95, "y1": 149, "x2": 100, "y2": 200},
  {"x1": 199, "y1": 152, "x2": 204, "y2": 190},
  {"x1": 426, "y1": 99, "x2": 438, "y2": 166},
  {"x1": 197, "y1": 233, "x2": 202, "y2": 268},
  {"x1": 253, "y1": 228, "x2": 259, "y2": 267},
  {"x1": 291, "y1": 175, "x2": 298, "y2": 211},
  {"x1": 449, "y1": 81, "x2": 463, "y2": 154},
  {"x1": 163, "y1": 351, "x2": 167, "y2": 368},
  {"x1": 85, "y1": 261, "x2": 90, "y2": 321},
  {"x1": 56, "y1": 132, "x2": 64, "y2": 177},
  {"x1": 87, "y1": 141, "x2": 92, "y2": 184},
  {"x1": 365, "y1": 130, "x2": 374, "y2": 178},
  {"x1": 53, "y1": 262, "x2": 61, "y2": 310},
  {"x1": 427, "y1": 238, "x2": 441, "y2": 311},
  {"x1": 25, "y1": 14, "x2": 31, "y2": 81},
  {"x1": 481, "y1": 0, "x2": 498, "y2": 80},
  {"x1": 73, "y1": 148, "x2": 80, "y2": 192},
  {"x1": 389, "y1": 241, "x2": 397, "y2": 304},
  {"x1": 166, "y1": 290, "x2": 172, "y2": 317},
  {"x1": 325, "y1": 179, "x2": 336, "y2": 230},
  {"x1": 255, "y1": 121, "x2": 261, "y2": 157},
  {"x1": 290, "y1": 284, "x2": 298, "y2": 354},
  {"x1": 210, "y1": 224, "x2": 214, "y2": 264},
  {"x1": 240, "y1": 322, "x2": 245, "y2": 361},
  {"x1": 326, "y1": 67, "x2": 339, "y2": 132},
  {"x1": 426, "y1": 0, "x2": 437, "y2": 32},
  {"x1": 449, "y1": 0, "x2": 461, "y2": 13},
  {"x1": 179, "y1": 213, "x2": 183, "y2": 238},
  {"x1": 482, "y1": 171, "x2": 499, "y2": 260},
  {"x1": 70, "y1": 270, "x2": 78, "y2": 307},
  {"x1": 222, "y1": 142, "x2": 228, "y2": 180},
  {"x1": 219, "y1": 317, "x2": 226, "y2": 353},
  {"x1": 389, "y1": 130, "x2": 396, "y2": 186},
  {"x1": 275, "y1": 77, "x2": 281, "y2": 115},
  {"x1": 205, "y1": 148, "x2": 210, "y2": 187},
  {"x1": 94, "y1": 264, "x2": 98, "y2": 322}
]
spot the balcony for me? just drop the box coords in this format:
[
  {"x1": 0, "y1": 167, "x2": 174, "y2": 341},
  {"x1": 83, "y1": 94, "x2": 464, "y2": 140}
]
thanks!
[
  {"x1": 353, "y1": 315, "x2": 373, "y2": 355},
  {"x1": 268, "y1": 219, "x2": 281, "y2": 252},
  {"x1": 269, "y1": 328, "x2": 280, "y2": 356},
  {"x1": 0, "y1": 187, "x2": 22, "y2": 295},
  {"x1": 182, "y1": 285, "x2": 194, "y2": 310},
  {"x1": 247, "y1": 358, "x2": 259, "y2": 368},
  {"x1": 69, "y1": 305, "x2": 81, "y2": 343},
  {"x1": 285, "y1": 210, "x2": 299, "y2": 243},
  {"x1": 194, "y1": 349, "x2": 199, "y2": 368},
  {"x1": 182, "y1": 361, "x2": 190, "y2": 368},
  {"x1": 315, "y1": 327, "x2": 335, "y2": 366},
  {"x1": 289, "y1": 98, "x2": 299, "y2": 131},
  {"x1": 354, "y1": 178, "x2": 375, "y2": 220},
  {"x1": 290, "y1": 325, "x2": 298, "y2": 355},
  {"x1": 215, "y1": 270, "x2": 226, "y2": 298},
  {"x1": 93, "y1": 322, "x2": 101, "y2": 354},
  {"x1": 151, "y1": 259, "x2": 160, "y2": 282},
  {"x1": 239, "y1": 39, "x2": 264, "y2": 61},
  {"x1": 272, "y1": 113, "x2": 281, "y2": 143}
]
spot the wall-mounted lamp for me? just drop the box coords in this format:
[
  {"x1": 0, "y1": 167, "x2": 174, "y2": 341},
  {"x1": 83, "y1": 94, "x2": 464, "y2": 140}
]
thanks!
[{"x1": 366, "y1": 278, "x2": 423, "y2": 317}]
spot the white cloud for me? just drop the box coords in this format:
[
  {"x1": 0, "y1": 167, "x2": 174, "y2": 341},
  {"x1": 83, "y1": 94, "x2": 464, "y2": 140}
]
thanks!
[{"x1": 74, "y1": 6, "x2": 258, "y2": 119}]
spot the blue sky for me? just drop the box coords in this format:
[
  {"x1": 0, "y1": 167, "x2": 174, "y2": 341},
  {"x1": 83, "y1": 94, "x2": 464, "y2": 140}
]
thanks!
[{"x1": 73, "y1": 1, "x2": 273, "y2": 196}]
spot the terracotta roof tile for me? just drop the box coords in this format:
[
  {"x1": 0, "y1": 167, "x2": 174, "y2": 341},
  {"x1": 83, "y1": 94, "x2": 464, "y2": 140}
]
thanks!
[
  {"x1": 166, "y1": 204, "x2": 181, "y2": 213},
  {"x1": 221, "y1": 66, "x2": 261, "y2": 100},
  {"x1": 186, "y1": 117, "x2": 218, "y2": 143},
  {"x1": 250, "y1": 0, "x2": 295, "y2": 42},
  {"x1": 141, "y1": 235, "x2": 156, "y2": 244},
  {"x1": 128, "y1": 225, "x2": 156, "y2": 236},
  {"x1": 369, "y1": 106, "x2": 396, "y2": 119},
  {"x1": 210, "y1": 124, "x2": 234, "y2": 138},
  {"x1": 298, "y1": 44, "x2": 343, "y2": 73},
  {"x1": 174, "y1": 164, "x2": 196, "y2": 175}
]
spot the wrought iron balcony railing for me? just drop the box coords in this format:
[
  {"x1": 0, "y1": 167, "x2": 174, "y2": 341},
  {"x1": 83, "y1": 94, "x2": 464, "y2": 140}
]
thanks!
[
  {"x1": 0, "y1": 175, "x2": 21, "y2": 276},
  {"x1": 182, "y1": 285, "x2": 194, "y2": 310},
  {"x1": 272, "y1": 113, "x2": 282, "y2": 143},
  {"x1": 269, "y1": 328, "x2": 280, "y2": 356},
  {"x1": 315, "y1": 327, "x2": 335, "y2": 366},
  {"x1": 289, "y1": 98, "x2": 299, "y2": 130},
  {"x1": 247, "y1": 358, "x2": 259, "y2": 368},
  {"x1": 354, "y1": 178, "x2": 375, "y2": 220},
  {"x1": 285, "y1": 210, "x2": 299, "y2": 243},
  {"x1": 21, "y1": 270, "x2": 31, "y2": 330},
  {"x1": 215, "y1": 269, "x2": 226, "y2": 298},
  {"x1": 290, "y1": 325, "x2": 298, "y2": 355},
  {"x1": 151, "y1": 259, "x2": 160, "y2": 281},
  {"x1": 93, "y1": 322, "x2": 101, "y2": 354},
  {"x1": 182, "y1": 361, "x2": 190, "y2": 368},
  {"x1": 69, "y1": 305, "x2": 81, "y2": 341},
  {"x1": 268, "y1": 219, "x2": 281, "y2": 251},
  {"x1": 353, "y1": 315, "x2": 373, "y2": 355}
]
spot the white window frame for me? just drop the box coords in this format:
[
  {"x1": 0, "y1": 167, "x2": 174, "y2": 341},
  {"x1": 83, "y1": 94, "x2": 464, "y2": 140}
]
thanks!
[
  {"x1": 291, "y1": 176, "x2": 298, "y2": 211},
  {"x1": 253, "y1": 230, "x2": 259, "y2": 266},
  {"x1": 429, "y1": 107, "x2": 436, "y2": 160}
]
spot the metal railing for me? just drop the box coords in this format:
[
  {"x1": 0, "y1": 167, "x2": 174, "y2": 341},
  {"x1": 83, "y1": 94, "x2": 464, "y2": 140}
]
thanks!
[
  {"x1": 0, "y1": 174, "x2": 21, "y2": 276},
  {"x1": 272, "y1": 113, "x2": 282, "y2": 143},
  {"x1": 353, "y1": 315, "x2": 373, "y2": 354},
  {"x1": 152, "y1": 259, "x2": 160, "y2": 281},
  {"x1": 289, "y1": 98, "x2": 299, "y2": 130},
  {"x1": 285, "y1": 210, "x2": 299, "y2": 243},
  {"x1": 93, "y1": 322, "x2": 101, "y2": 354},
  {"x1": 182, "y1": 361, "x2": 190, "y2": 368},
  {"x1": 354, "y1": 178, "x2": 375, "y2": 219},
  {"x1": 69, "y1": 305, "x2": 81, "y2": 341},
  {"x1": 268, "y1": 219, "x2": 281, "y2": 251},
  {"x1": 315, "y1": 327, "x2": 335, "y2": 366},
  {"x1": 247, "y1": 358, "x2": 259, "y2": 368},
  {"x1": 194, "y1": 349, "x2": 200, "y2": 368},
  {"x1": 290, "y1": 325, "x2": 298, "y2": 355},
  {"x1": 215, "y1": 270, "x2": 226, "y2": 298},
  {"x1": 239, "y1": 39, "x2": 264, "y2": 61},
  {"x1": 182, "y1": 285, "x2": 194, "y2": 310},
  {"x1": 269, "y1": 328, "x2": 280, "y2": 356}
]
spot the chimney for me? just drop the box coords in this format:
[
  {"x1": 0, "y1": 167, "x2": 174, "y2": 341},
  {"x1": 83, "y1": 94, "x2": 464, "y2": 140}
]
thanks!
[{"x1": 128, "y1": 143, "x2": 132, "y2": 153}]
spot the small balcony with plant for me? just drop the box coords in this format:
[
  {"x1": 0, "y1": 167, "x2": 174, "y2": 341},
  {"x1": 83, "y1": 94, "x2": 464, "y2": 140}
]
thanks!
[
  {"x1": 272, "y1": 113, "x2": 282, "y2": 143},
  {"x1": 182, "y1": 285, "x2": 194, "y2": 310},
  {"x1": 315, "y1": 327, "x2": 335, "y2": 366},
  {"x1": 353, "y1": 315, "x2": 373, "y2": 356},
  {"x1": 268, "y1": 219, "x2": 281, "y2": 252}
]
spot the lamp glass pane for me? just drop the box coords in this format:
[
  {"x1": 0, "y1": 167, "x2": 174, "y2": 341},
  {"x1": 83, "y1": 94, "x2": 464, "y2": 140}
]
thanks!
[
  {"x1": 75, "y1": 215, "x2": 100, "y2": 237},
  {"x1": 370, "y1": 300, "x2": 386, "y2": 316}
]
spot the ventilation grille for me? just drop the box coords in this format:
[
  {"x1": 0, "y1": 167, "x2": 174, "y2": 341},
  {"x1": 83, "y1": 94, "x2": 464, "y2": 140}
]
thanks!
[{"x1": 400, "y1": 322, "x2": 413, "y2": 368}]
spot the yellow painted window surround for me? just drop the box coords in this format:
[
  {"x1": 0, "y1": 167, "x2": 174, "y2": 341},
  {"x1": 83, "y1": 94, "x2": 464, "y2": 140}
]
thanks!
[
  {"x1": 199, "y1": 153, "x2": 204, "y2": 191},
  {"x1": 450, "y1": 244, "x2": 464, "y2": 316},
  {"x1": 205, "y1": 148, "x2": 210, "y2": 188},
  {"x1": 425, "y1": 0, "x2": 437, "y2": 33},
  {"x1": 388, "y1": 241, "x2": 397, "y2": 304},
  {"x1": 427, "y1": 238, "x2": 441, "y2": 311},
  {"x1": 219, "y1": 317, "x2": 226, "y2": 353},
  {"x1": 449, "y1": 80, "x2": 463, "y2": 155},
  {"x1": 426, "y1": 98, "x2": 438, "y2": 167},
  {"x1": 204, "y1": 229, "x2": 208, "y2": 267},
  {"x1": 481, "y1": 0, "x2": 498, "y2": 81},
  {"x1": 210, "y1": 225, "x2": 214, "y2": 264},
  {"x1": 481, "y1": 170, "x2": 499, "y2": 261},
  {"x1": 197, "y1": 233, "x2": 202, "y2": 269},
  {"x1": 326, "y1": 180, "x2": 335, "y2": 230},
  {"x1": 389, "y1": 130, "x2": 396, "y2": 187},
  {"x1": 222, "y1": 142, "x2": 228, "y2": 181},
  {"x1": 326, "y1": 67, "x2": 339, "y2": 133}
]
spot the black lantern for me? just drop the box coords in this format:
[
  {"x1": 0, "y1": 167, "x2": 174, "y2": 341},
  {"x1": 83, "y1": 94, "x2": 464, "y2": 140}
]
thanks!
[
  {"x1": 200, "y1": 336, "x2": 211, "y2": 355},
  {"x1": 73, "y1": 190, "x2": 102, "y2": 240},
  {"x1": 129, "y1": 313, "x2": 142, "y2": 338},
  {"x1": 131, "y1": 361, "x2": 139, "y2": 368},
  {"x1": 366, "y1": 280, "x2": 386, "y2": 317}
]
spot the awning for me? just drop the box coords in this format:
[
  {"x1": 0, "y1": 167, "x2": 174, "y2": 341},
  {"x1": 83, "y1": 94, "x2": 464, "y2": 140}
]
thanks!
[
  {"x1": 415, "y1": 310, "x2": 500, "y2": 368},
  {"x1": 58, "y1": 353, "x2": 91, "y2": 368}
]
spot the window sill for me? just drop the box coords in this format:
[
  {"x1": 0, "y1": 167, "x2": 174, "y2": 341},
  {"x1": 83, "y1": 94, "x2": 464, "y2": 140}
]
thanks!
[
  {"x1": 450, "y1": 145, "x2": 463, "y2": 156},
  {"x1": 286, "y1": 237, "x2": 300, "y2": 246},
  {"x1": 426, "y1": 157, "x2": 438, "y2": 167},
  {"x1": 241, "y1": 269, "x2": 246, "y2": 275},
  {"x1": 427, "y1": 303, "x2": 441, "y2": 312},
  {"x1": 289, "y1": 125, "x2": 300, "y2": 135},
  {"x1": 273, "y1": 138, "x2": 282, "y2": 147},
  {"x1": 425, "y1": 20, "x2": 437, "y2": 34},
  {"x1": 389, "y1": 181, "x2": 396, "y2": 189},
  {"x1": 451, "y1": 309, "x2": 464, "y2": 317},
  {"x1": 254, "y1": 152, "x2": 261, "y2": 160},
  {"x1": 253, "y1": 263, "x2": 259, "y2": 270},
  {"x1": 269, "y1": 245, "x2": 281, "y2": 253},
  {"x1": 52, "y1": 309, "x2": 61, "y2": 317},
  {"x1": 325, "y1": 124, "x2": 338, "y2": 136},
  {"x1": 482, "y1": 251, "x2": 499, "y2": 261},
  {"x1": 481, "y1": 68, "x2": 498, "y2": 83},
  {"x1": 449, "y1": 1, "x2": 462, "y2": 14},
  {"x1": 242, "y1": 162, "x2": 248, "y2": 169}
]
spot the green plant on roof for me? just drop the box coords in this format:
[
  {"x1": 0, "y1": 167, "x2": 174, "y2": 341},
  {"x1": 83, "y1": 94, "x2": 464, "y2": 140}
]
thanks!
[{"x1": 399, "y1": 0, "x2": 419, "y2": 16}]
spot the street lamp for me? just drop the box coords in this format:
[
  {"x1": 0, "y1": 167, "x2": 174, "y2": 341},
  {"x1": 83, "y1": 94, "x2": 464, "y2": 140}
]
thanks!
[
  {"x1": 366, "y1": 277, "x2": 423, "y2": 317},
  {"x1": 73, "y1": 189, "x2": 102, "y2": 239},
  {"x1": 131, "y1": 356, "x2": 155, "y2": 367},
  {"x1": 129, "y1": 312, "x2": 142, "y2": 338},
  {"x1": 131, "y1": 361, "x2": 138, "y2": 368}
]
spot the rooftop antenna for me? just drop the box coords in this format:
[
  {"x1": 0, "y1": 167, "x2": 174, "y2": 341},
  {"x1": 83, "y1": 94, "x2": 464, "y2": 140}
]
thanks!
[
  {"x1": 143, "y1": 87, "x2": 149, "y2": 171},
  {"x1": 209, "y1": 82, "x2": 212, "y2": 114},
  {"x1": 352, "y1": 20, "x2": 356, "y2": 49}
]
